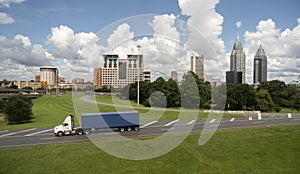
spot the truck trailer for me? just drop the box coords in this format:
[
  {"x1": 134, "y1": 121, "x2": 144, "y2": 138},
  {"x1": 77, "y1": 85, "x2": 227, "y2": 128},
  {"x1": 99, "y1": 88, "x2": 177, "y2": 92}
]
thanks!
[{"x1": 54, "y1": 111, "x2": 139, "y2": 136}]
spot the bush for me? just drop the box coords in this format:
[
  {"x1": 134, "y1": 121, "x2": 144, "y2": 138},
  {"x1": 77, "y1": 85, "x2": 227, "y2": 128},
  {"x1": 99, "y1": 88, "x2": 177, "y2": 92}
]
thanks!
[{"x1": 4, "y1": 95, "x2": 33, "y2": 124}]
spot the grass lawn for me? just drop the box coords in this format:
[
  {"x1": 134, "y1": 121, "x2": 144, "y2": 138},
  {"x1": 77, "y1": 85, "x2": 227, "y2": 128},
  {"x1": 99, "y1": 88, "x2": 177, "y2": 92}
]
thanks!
[
  {"x1": 0, "y1": 94, "x2": 243, "y2": 130},
  {"x1": 0, "y1": 125, "x2": 299, "y2": 173}
]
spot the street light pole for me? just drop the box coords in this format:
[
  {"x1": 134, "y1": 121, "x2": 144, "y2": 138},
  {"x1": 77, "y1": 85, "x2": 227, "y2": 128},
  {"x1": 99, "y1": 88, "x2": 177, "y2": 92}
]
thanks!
[{"x1": 137, "y1": 45, "x2": 141, "y2": 107}]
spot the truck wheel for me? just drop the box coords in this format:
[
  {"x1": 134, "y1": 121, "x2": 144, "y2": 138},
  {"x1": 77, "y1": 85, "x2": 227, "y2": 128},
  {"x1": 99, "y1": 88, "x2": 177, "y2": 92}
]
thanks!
[
  {"x1": 77, "y1": 129, "x2": 84, "y2": 135},
  {"x1": 57, "y1": 131, "x2": 64, "y2": 137},
  {"x1": 119, "y1": 127, "x2": 125, "y2": 132},
  {"x1": 127, "y1": 127, "x2": 132, "y2": 132},
  {"x1": 84, "y1": 130, "x2": 90, "y2": 135},
  {"x1": 134, "y1": 126, "x2": 139, "y2": 131}
]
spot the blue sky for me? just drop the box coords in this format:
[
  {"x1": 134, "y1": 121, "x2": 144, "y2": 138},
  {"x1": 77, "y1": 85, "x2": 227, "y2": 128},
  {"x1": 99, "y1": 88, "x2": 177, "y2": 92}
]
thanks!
[{"x1": 0, "y1": 0, "x2": 299, "y2": 83}]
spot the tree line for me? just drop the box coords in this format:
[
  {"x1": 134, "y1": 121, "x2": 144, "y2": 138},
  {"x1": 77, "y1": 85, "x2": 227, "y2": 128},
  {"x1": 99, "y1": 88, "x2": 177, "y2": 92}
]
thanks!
[{"x1": 121, "y1": 71, "x2": 300, "y2": 112}]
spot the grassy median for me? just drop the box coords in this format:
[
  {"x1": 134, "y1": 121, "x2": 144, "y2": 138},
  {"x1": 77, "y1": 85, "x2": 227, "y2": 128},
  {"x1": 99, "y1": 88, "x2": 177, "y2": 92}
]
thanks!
[
  {"x1": 0, "y1": 125, "x2": 299, "y2": 173},
  {"x1": 0, "y1": 94, "x2": 243, "y2": 130}
]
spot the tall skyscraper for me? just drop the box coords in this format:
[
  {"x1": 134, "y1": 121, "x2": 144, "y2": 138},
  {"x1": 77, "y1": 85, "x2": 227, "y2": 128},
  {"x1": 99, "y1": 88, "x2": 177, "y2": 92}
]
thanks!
[
  {"x1": 229, "y1": 36, "x2": 246, "y2": 83},
  {"x1": 253, "y1": 44, "x2": 267, "y2": 85},
  {"x1": 191, "y1": 55, "x2": 204, "y2": 79}
]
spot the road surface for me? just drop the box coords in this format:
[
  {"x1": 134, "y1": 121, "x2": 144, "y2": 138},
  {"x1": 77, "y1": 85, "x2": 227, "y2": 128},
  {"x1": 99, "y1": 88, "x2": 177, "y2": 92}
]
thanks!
[{"x1": 0, "y1": 113, "x2": 299, "y2": 148}]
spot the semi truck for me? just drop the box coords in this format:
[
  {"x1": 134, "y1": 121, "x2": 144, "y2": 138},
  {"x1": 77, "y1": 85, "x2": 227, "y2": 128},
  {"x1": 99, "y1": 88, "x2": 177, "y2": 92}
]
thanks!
[{"x1": 54, "y1": 111, "x2": 140, "y2": 136}]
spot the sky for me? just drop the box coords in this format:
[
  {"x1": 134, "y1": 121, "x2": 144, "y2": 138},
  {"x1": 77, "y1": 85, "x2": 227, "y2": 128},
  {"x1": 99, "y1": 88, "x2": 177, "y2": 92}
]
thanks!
[{"x1": 0, "y1": 0, "x2": 299, "y2": 84}]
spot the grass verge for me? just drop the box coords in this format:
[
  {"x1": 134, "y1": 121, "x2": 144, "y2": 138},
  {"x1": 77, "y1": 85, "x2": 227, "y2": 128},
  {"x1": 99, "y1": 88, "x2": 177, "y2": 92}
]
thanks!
[{"x1": 0, "y1": 125, "x2": 299, "y2": 173}]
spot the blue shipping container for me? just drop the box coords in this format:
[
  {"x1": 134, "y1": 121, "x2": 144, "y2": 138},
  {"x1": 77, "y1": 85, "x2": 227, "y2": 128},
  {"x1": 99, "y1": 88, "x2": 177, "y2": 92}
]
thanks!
[{"x1": 81, "y1": 111, "x2": 139, "y2": 129}]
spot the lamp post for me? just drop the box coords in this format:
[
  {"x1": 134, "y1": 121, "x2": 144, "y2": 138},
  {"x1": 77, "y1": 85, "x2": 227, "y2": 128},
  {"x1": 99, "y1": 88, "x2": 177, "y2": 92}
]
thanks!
[{"x1": 137, "y1": 45, "x2": 141, "y2": 106}]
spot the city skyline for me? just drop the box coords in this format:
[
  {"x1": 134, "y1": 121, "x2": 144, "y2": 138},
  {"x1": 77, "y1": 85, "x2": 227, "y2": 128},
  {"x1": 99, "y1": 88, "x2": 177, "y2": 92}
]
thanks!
[{"x1": 0, "y1": 0, "x2": 299, "y2": 83}]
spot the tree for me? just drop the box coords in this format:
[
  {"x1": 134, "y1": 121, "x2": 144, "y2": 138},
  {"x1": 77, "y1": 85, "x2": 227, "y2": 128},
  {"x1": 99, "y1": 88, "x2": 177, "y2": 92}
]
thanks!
[
  {"x1": 0, "y1": 98, "x2": 4, "y2": 113},
  {"x1": 180, "y1": 72, "x2": 200, "y2": 109},
  {"x1": 226, "y1": 84, "x2": 256, "y2": 110},
  {"x1": 255, "y1": 89, "x2": 275, "y2": 112},
  {"x1": 4, "y1": 95, "x2": 33, "y2": 124}
]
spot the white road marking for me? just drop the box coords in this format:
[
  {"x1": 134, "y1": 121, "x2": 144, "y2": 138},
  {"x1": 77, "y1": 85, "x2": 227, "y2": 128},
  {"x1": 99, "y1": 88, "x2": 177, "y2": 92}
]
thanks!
[
  {"x1": 140, "y1": 121, "x2": 158, "y2": 128},
  {"x1": 0, "y1": 128, "x2": 36, "y2": 138},
  {"x1": 0, "y1": 130, "x2": 8, "y2": 133},
  {"x1": 41, "y1": 137, "x2": 57, "y2": 140},
  {"x1": 288, "y1": 113, "x2": 292, "y2": 118},
  {"x1": 25, "y1": 128, "x2": 52, "y2": 137},
  {"x1": 164, "y1": 119, "x2": 180, "y2": 126},
  {"x1": 188, "y1": 120, "x2": 196, "y2": 125},
  {"x1": 249, "y1": 117, "x2": 252, "y2": 121},
  {"x1": 209, "y1": 119, "x2": 216, "y2": 123},
  {"x1": 230, "y1": 118, "x2": 235, "y2": 122}
]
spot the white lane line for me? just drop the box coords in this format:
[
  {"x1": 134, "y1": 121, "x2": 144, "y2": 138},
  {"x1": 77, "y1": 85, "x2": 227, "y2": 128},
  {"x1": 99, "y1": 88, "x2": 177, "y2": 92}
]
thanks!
[
  {"x1": 0, "y1": 130, "x2": 8, "y2": 133},
  {"x1": 25, "y1": 128, "x2": 52, "y2": 137},
  {"x1": 164, "y1": 119, "x2": 180, "y2": 126},
  {"x1": 41, "y1": 137, "x2": 57, "y2": 140},
  {"x1": 209, "y1": 119, "x2": 216, "y2": 123},
  {"x1": 140, "y1": 121, "x2": 158, "y2": 128},
  {"x1": 188, "y1": 120, "x2": 196, "y2": 125},
  {"x1": 230, "y1": 118, "x2": 235, "y2": 122},
  {"x1": 288, "y1": 113, "x2": 292, "y2": 118},
  {"x1": 0, "y1": 128, "x2": 36, "y2": 138},
  {"x1": 249, "y1": 117, "x2": 253, "y2": 121}
]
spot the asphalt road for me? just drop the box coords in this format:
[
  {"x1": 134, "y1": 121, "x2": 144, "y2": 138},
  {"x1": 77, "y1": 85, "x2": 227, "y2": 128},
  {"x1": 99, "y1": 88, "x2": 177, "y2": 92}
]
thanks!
[{"x1": 0, "y1": 113, "x2": 299, "y2": 148}]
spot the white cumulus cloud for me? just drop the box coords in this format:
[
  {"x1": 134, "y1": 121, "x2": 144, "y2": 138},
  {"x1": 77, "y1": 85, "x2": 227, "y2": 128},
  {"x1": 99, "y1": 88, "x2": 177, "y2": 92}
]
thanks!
[
  {"x1": 236, "y1": 21, "x2": 242, "y2": 28},
  {"x1": 244, "y1": 18, "x2": 300, "y2": 83},
  {"x1": 0, "y1": 12, "x2": 15, "y2": 24},
  {"x1": 0, "y1": 0, "x2": 25, "y2": 8},
  {"x1": 178, "y1": 0, "x2": 227, "y2": 80}
]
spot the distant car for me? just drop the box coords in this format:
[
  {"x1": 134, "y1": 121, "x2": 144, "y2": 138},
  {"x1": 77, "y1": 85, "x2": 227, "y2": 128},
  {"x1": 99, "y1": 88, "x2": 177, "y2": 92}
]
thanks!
[{"x1": 21, "y1": 92, "x2": 28, "y2": 95}]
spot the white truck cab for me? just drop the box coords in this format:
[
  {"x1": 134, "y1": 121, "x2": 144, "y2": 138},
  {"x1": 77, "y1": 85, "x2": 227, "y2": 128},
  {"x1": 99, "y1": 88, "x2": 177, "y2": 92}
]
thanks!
[{"x1": 54, "y1": 115, "x2": 83, "y2": 136}]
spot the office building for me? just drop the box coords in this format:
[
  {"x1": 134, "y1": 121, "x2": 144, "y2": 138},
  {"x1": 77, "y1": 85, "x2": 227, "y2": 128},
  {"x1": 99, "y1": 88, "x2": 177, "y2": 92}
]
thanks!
[
  {"x1": 226, "y1": 71, "x2": 242, "y2": 84},
  {"x1": 93, "y1": 68, "x2": 101, "y2": 87},
  {"x1": 143, "y1": 70, "x2": 151, "y2": 82},
  {"x1": 191, "y1": 55, "x2": 204, "y2": 79},
  {"x1": 228, "y1": 36, "x2": 246, "y2": 83},
  {"x1": 171, "y1": 71, "x2": 178, "y2": 81},
  {"x1": 100, "y1": 54, "x2": 144, "y2": 88},
  {"x1": 40, "y1": 66, "x2": 58, "y2": 86},
  {"x1": 253, "y1": 44, "x2": 267, "y2": 85}
]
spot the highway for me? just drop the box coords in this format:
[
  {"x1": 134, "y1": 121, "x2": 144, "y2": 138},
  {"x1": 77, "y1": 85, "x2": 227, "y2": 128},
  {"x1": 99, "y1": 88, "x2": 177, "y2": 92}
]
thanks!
[{"x1": 0, "y1": 113, "x2": 299, "y2": 148}]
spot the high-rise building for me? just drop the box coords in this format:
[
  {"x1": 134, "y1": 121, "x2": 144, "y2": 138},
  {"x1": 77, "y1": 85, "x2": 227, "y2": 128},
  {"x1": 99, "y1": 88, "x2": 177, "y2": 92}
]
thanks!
[
  {"x1": 191, "y1": 55, "x2": 204, "y2": 79},
  {"x1": 101, "y1": 54, "x2": 144, "y2": 88},
  {"x1": 226, "y1": 71, "x2": 242, "y2": 84},
  {"x1": 253, "y1": 44, "x2": 267, "y2": 85},
  {"x1": 228, "y1": 36, "x2": 246, "y2": 83},
  {"x1": 93, "y1": 68, "x2": 101, "y2": 86},
  {"x1": 171, "y1": 71, "x2": 178, "y2": 81},
  {"x1": 40, "y1": 66, "x2": 58, "y2": 86},
  {"x1": 143, "y1": 70, "x2": 151, "y2": 82}
]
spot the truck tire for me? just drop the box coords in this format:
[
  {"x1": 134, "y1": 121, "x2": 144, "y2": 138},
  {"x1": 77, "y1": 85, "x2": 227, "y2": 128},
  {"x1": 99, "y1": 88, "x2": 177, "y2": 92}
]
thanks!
[
  {"x1": 57, "y1": 131, "x2": 64, "y2": 137},
  {"x1": 84, "y1": 130, "x2": 90, "y2": 135},
  {"x1": 77, "y1": 129, "x2": 84, "y2": 135},
  {"x1": 127, "y1": 127, "x2": 132, "y2": 132},
  {"x1": 119, "y1": 127, "x2": 125, "y2": 132},
  {"x1": 134, "y1": 126, "x2": 139, "y2": 131}
]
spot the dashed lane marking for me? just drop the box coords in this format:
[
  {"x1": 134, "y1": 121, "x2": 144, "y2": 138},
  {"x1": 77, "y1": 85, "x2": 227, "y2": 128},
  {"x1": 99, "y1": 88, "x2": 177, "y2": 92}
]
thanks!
[
  {"x1": 25, "y1": 128, "x2": 53, "y2": 137},
  {"x1": 140, "y1": 121, "x2": 158, "y2": 128},
  {"x1": 188, "y1": 120, "x2": 196, "y2": 125},
  {"x1": 209, "y1": 119, "x2": 216, "y2": 123},
  {"x1": 0, "y1": 128, "x2": 36, "y2": 138},
  {"x1": 164, "y1": 119, "x2": 180, "y2": 126},
  {"x1": 230, "y1": 118, "x2": 235, "y2": 122}
]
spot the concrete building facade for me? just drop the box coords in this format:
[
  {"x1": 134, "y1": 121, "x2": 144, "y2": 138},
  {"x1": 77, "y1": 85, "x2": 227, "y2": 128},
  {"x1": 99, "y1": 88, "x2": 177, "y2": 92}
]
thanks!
[
  {"x1": 191, "y1": 55, "x2": 204, "y2": 80},
  {"x1": 100, "y1": 54, "x2": 144, "y2": 88}
]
